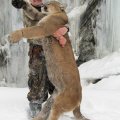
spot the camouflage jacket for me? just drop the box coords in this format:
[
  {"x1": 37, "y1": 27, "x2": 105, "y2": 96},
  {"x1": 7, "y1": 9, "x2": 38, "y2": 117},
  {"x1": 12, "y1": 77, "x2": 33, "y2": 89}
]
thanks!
[{"x1": 22, "y1": 1, "x2": 46, "y2": 45}]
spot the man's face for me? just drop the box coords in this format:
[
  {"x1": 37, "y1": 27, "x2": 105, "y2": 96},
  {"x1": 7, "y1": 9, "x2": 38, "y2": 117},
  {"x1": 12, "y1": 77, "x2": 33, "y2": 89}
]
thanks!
[{"x1": 30, "y1": 0, "x2": 43, "y2": 6}]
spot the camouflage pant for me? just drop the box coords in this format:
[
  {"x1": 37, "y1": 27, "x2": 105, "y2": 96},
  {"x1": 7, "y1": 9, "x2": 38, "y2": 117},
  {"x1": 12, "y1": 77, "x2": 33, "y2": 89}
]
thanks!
[{"x1": 27, "y1": 43, "x2": 54, "y2": 115}]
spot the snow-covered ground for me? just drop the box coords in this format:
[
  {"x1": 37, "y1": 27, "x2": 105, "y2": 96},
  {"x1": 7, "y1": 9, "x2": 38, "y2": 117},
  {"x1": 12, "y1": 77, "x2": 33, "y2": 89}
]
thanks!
[
  {"x1": 81, "y1": 75, "x2": 120, "y2": 120},
  {"x1": 0, "y1": 51, "x2": 120, "y2": 120},
  {"x1": 79, "y1": 50, "x2": 120, "y2": 84}
]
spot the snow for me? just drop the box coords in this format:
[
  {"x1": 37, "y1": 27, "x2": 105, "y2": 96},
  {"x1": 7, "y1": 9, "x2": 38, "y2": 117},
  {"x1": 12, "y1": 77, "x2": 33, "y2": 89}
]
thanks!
[
  {"x1": 67, "y1": 2, "x2": 87, "y2": 53},
  {"x1": 67, "y1": 3, "x2": 87, "y2": 21},
  {"x1": 95, "y1": 0, "x2": 120, "y2": 57},
  {"x1": 0, "y1": 87, "x2": 29, "y2": 120},
  {"x1": 82, "y1": 75, "x2": 120, "y2": 120},
  {"x1": 0, "y1": 34, "x2": 11, "y2": 60},
  {"x1": 79, "y1": 50, "x2": 120, "y2": 82},
  {"x1": 0, "y1": 51, "x2": 120, "y2": 120}
]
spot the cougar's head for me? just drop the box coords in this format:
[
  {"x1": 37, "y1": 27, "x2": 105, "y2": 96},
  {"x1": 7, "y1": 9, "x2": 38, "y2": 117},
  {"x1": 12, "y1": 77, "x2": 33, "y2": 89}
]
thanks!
[{"x1": 42, "y1": 1, "x2": 66, "y2": 14}]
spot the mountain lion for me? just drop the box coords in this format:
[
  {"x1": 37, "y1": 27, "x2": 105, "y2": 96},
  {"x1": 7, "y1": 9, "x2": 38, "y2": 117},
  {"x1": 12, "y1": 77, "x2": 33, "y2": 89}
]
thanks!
[{"x1": 9, "y1": 1, "x2": 88, "y2": 120}]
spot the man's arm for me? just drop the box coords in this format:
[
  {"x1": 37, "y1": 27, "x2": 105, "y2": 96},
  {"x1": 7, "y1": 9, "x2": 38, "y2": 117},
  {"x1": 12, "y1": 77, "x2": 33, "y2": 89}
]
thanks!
[
  {"x1": 23, "y1": 2, "x2": 46, "y2": 20},
  {"x1": 12, "y1": 0, "x2": 46, "y2": 20}
]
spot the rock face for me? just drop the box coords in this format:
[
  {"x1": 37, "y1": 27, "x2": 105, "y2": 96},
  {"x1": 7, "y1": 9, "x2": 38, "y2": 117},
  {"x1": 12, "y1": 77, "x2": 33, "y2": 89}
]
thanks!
[
  {"x1": 77, "y1": 0, "x2": 120, "y2": 66},
  {"x1": 76, "y1": 0, "x2": 102, "y2": 66}
]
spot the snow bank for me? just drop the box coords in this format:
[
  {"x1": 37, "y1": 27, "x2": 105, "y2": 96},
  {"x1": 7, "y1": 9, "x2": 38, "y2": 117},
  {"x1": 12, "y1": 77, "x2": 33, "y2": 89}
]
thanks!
[
  {"x1": 79, "y1": 50, "x2": 120, "y2": 82},
  {"x1": 82, "y1": 75, "x2": 120, "y2": 120},
  {"x1": 1, "y1": 75, "x2": 120, "y2": 120},
  {"x1": 0, "y1": 87, "x2": 29, "y2": 120}
]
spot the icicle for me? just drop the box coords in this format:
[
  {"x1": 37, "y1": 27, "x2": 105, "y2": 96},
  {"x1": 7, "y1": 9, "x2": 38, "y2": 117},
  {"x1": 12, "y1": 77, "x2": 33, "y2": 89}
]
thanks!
[{"x1": 95, "y1": 0, "x2": 120, "y2": 57}]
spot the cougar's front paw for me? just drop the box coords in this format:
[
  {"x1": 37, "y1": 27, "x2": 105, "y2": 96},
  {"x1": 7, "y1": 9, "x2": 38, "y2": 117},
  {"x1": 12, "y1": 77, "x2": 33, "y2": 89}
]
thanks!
[{"x1": 9, "y1": 30, "x2": 23, "y2": 43}]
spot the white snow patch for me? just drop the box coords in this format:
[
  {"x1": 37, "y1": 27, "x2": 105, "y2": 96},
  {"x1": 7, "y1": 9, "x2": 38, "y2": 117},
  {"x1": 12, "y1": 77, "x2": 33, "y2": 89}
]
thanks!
[
  {"x1": 0, "y1": 87, "x2": 29, "y2": 120},
  {"x1": 79, "y1": 51, "x2": 120, "y2": 82},
  {"x1": 1, "y1": 74, "x2": 120, "y2": 120},
  {"x1": 81, "y1": 76, "x2": 120, "y2": 120},
  {"x1": 67, "y1": 3, "x2": 87, "y2": 21}
]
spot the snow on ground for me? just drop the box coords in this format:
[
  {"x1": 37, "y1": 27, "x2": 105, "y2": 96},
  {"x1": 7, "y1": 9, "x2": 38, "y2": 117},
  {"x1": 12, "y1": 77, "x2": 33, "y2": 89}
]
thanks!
[
  {"x1": 0, "y1": 51, "x2": 120, "y2": 120},
  {"x1": 79, "y1": 50, "x2": 120, "y2": 83},
  {"x1": 81, "y1": 75, "x2": 120, "y2": 120},
  {"x1": 0, "y1": 87, "x2": 29, "y2": 120}
]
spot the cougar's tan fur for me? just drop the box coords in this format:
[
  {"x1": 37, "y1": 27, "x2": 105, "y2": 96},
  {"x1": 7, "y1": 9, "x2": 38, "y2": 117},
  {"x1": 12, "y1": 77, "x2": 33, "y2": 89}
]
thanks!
[{"x1": 13, "y1": 1, "x2": 84, "y2": 120}]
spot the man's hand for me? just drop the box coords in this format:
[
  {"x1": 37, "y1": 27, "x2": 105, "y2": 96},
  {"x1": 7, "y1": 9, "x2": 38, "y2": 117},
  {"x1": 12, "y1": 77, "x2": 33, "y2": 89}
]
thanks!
[
  {"x1": 53, "y1": 26, "x2": 68, "y2": 47},
  {"x1": 12, "y1": 0, "x2": 26, "y2": 9},
  {"x1": 9, "y1": 30, "x2": 23, "y2": 43}
]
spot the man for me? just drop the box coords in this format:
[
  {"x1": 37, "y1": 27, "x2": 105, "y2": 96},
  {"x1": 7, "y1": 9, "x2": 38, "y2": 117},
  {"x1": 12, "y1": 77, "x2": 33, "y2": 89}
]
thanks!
[
  {"x1": 11, "y1": 0, "x2": 68, "y2": 117},
  {"x1": 11, "y1": 0, "x2": 55, "y2": 117}
]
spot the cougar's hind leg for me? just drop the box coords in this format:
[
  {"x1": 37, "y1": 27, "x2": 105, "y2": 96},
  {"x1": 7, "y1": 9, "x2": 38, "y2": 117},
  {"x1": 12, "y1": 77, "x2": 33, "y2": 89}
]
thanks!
[
  {"x1": 47, "y1": 90, "x2": 80, "y2": 120},
  {"x1": 32, "y1": 96, "x2": 54, "y2": 120},
  {"x1": 46, "y1": 93, "x2": 65, "y2": 120},
  {"x1": 47, "y1": 104, "x2": 63, "y2": 120},
  {"x1": 73, "y1": 106, "x2": 82, "y2": 119},
  {"x1": 73, "y1": 106, "x2": 90, "y2": 120}
]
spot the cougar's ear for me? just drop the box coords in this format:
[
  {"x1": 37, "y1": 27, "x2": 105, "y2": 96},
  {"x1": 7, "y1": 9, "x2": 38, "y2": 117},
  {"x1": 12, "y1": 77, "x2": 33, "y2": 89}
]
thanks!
[{"x1": 60, "y1": 3, "x2": 67, "y2": 11}]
